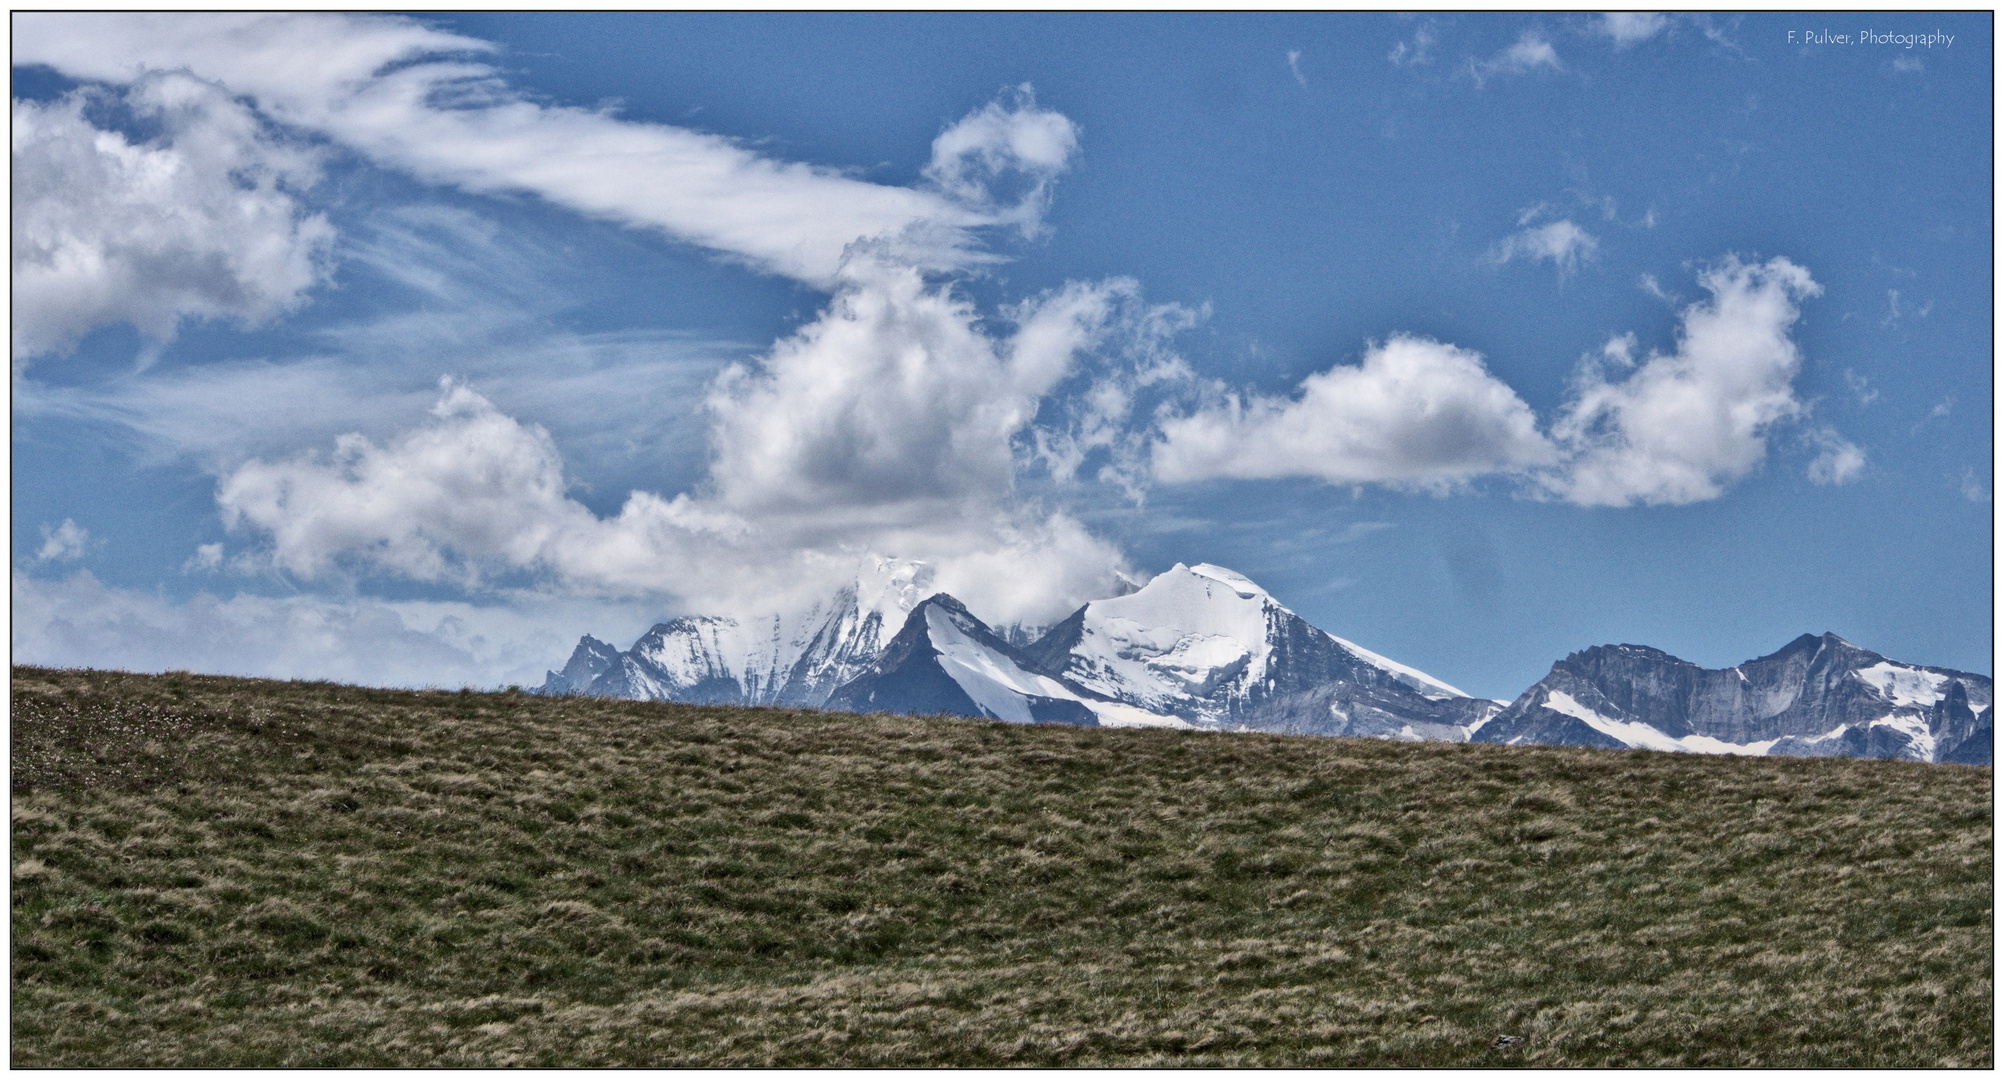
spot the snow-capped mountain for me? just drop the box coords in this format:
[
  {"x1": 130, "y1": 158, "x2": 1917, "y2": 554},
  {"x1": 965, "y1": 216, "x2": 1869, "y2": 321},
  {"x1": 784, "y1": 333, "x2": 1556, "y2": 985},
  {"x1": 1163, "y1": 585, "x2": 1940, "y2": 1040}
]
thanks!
[
  {"x1": 1473, "y1": 633, "x2": 1992, "y2": 764},
  {"x1": 1021, "y1": 562, "x2": 1495, "y2": 735},
  {"x1": 824, "y1": 595, "x2": 1094, "y2": 726},
  {"x1": 534, "y1": 558, "x2": 1987, "y2": 765},
  {"x1": 537, "y1": 558, "x2": 1485, "y2": 735},
  {"x1": 538, "y1": 557, "x2": 932, "y2": 707}
]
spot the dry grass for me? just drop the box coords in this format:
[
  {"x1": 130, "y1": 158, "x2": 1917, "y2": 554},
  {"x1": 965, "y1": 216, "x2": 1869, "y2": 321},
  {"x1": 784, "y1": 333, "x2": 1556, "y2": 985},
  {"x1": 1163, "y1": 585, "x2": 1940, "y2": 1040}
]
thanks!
[{"x1": 10, "y1": 665, "x2": 1991, "y2": 1066}]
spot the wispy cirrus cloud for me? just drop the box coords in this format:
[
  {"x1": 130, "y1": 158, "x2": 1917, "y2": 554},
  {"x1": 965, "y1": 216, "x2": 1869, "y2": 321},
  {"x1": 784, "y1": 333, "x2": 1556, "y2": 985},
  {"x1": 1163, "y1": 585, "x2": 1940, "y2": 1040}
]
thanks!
[
  {"x1": 1469, "y1": 30, "x2": 1562, "y2": 85},
  {"x1": 13, "y1": 13, "x2": 1068, "y2": 290},
  {"x1": 1388, "y1": 19, "x2": 1439, "y2": 67},
  {"x1": 1492, "y1": 219, "x2": 1599, "y2": 276},
  {"x1": 11, "y1": 567, "x2": 663, "y2": 689},
  {"x1": 13, "y1": 202, "x2": 747, "y2": 492},
  {"x1": 1959, "y1": 467, "x2": 1989, "y2": 503},
  {"x1": 10, "y1": 13, "x2": 1887, "y2": 692}
]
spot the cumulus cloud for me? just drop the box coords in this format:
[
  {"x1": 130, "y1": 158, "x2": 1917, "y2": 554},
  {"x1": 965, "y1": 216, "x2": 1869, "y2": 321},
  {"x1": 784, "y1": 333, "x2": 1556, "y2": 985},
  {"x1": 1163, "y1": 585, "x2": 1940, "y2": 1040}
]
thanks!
[
  {"x1": 1151, "y1": 335, "x2": 1557, "y2": 490},
  {"x1": 9, "y1": 13, "x2": 1870, "y2": 693},
  {"x1": 1493, "y1": 219, "x2": 1598, "y2": 276},
  {"x1": 11, "y1": 71, "x2": 333, "y2": 363},
  {"x1": 35, "y1": 520, "x2": 89, "y2": 562},
  {"x1": 213, "y1": 378, "x2": 807, "y2": 610},
  {"x1": 9, "y1": 15, "x2": 1158, "y2": 632},
  {"x1": 13, "y1": 13, "x2": 1067, "y2": 287},
  {"x1": 1545, "y1": 256, "x2": 1823, "y2": 506},
  {"x1": 1595, "y1": 13, "x2": 1669, "y2": 48},
  {"x1": 1498, "y1": 32, "x2": 1562, "y2": 71},
  {"x1": 712, "y1": 260, "x2": 1063, "y2": 523},
  {"x1": 213, "y1": 261, "x2": 1161, "y2": 627},
  {"x1": 218, "y1": 380, "x2": 616, "y2": 585},
  {"x1": 1149, "y1": 257, "x2": 1843, "y2": 509}
]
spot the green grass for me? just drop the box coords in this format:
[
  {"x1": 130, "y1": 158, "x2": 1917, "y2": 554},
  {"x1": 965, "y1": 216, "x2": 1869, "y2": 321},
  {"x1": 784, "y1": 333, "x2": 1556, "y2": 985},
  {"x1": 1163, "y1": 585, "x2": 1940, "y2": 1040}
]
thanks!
[{"x1": 10, "y1": 665, "x2": 1991, "y2": 1066}]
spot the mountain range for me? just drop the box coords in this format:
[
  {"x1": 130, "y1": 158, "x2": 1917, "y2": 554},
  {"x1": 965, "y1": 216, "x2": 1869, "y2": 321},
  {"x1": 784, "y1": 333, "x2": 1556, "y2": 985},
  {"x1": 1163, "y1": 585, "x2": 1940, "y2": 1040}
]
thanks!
[{"x1": 539, "y1": 559, "x2": 1990, "y2": 765}]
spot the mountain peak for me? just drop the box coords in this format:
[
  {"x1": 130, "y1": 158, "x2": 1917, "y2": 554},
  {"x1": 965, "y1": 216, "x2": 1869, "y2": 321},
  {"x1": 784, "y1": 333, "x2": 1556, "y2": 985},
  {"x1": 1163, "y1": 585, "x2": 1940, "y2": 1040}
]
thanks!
[
  {"x1": 826, "y1": 591, "x2": 1102, "y2": 726},
  {"x1": 1183, "y1": 562, "x2": 1268, "y2": 599},
  {"x1": 1481, "y1": 631, "x2": 1990, "y2": 763}
]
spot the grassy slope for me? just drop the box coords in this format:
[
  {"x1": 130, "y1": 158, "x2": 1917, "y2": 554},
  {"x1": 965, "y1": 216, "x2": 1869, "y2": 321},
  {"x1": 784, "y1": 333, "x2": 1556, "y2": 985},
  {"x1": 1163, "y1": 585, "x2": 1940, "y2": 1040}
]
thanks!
[{"x1": 9, "y1": 666, "x2": 1991, "y2": 1067}]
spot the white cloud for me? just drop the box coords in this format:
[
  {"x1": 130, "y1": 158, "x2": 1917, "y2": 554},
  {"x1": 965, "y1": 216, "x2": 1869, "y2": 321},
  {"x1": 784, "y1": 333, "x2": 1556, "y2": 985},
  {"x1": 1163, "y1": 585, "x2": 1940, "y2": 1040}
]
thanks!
[
  {"x1": 921, "y1": 85, "x2": 1078, "y2": 238},
  {"x1": 1805, "y1": 429, "x2": 1866, "y2": 486},
  {"x1": 1287, "y1": 50, "x2": 1307, "y2": 86},
  {"x1": 707, "y1": 259, "x2": 1117, "y2": 524},
  {"x1": 11, "y1": 569, "x2": 662, "y2": 689},
  {"x1": 1843, "y1": 369, "x2": 1879, "y2": 406},
  {"x1": 1471, "y1": 30, "x2": 1562, "y2": 84},
  {"x1": 35, "y1": 520, "x2": 89, "y2": 562},
  {"x1": 1149, "y1": 257, "x2": 1842, "y2": 509},
  {"x1": 1499, "y1": 32, "x2": 1562, "y2": 71},
  {"x1": 185, "y1": 542, "x2": 224, "y2": 572},
  {"x1": 9, "y1": 12, "x2": 1876, "y2": 693},
  {"x1": 1960, "y1": 467, "x2": 1990, "y2": 503},
  {"x1": 214, "y1": 378, "x2": 741, "y2": 593},
  {"x1": 1595, "y1": 13, "x2": 1669, "y2": 48},
  {"x1": 12, "y1": 15, "x2": 1156, "y2": 634},
  {"x1": 12, "y1": 13, "x2": 1066, "y2": 287},
  {"x1": 11, "y1": 72, "x2": 333, "y2": 363},
  {"x1": 1494, "y1": 219, "x2": 1598, "y2": 276},
  {"x1": 1150, "y1": 335, "x2": 1557, "y2": 490},
  {"x1": 1545, "y1": 256, "x2": 1823, "y2": 506},
  {"x1": 11, "y1": 199, "x2": 770, "y2": 534},
  {"x1": 1027, "y1": 296, "x2": 1199, "y2": 501},
  {"x1": 210, "y1": 260, "x2": 1163, "y2": 628},
  {"x1": 1389, "y1": 22, "x2": 1438, "y2": 67}
]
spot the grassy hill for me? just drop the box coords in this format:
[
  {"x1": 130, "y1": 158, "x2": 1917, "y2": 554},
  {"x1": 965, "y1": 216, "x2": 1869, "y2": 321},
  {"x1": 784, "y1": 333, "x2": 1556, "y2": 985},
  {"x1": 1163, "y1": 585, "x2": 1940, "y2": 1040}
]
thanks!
[{"x1": 11, "y1": 665, "x2": 1991, "y2": 1066}]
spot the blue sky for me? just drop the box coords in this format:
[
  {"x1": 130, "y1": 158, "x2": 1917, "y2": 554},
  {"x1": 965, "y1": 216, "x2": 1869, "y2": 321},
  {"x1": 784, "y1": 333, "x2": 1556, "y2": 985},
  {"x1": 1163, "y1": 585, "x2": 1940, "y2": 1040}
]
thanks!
[{"x1": 11, "y1": 12, "x2": 1992, "y2": 697}]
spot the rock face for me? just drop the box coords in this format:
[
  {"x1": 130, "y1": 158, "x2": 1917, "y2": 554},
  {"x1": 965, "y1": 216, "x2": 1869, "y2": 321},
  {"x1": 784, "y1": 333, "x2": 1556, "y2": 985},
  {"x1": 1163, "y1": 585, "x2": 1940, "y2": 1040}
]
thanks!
[
  {"x1": 1473, "y1": 633, "x2": 1993, "y2": 764},
  {"x1": 543, "y1": 635, "x2": 622, "y2": 696},
  {"x1": 825, "y1": 595, "x2": 1102, "y2": 726}
]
